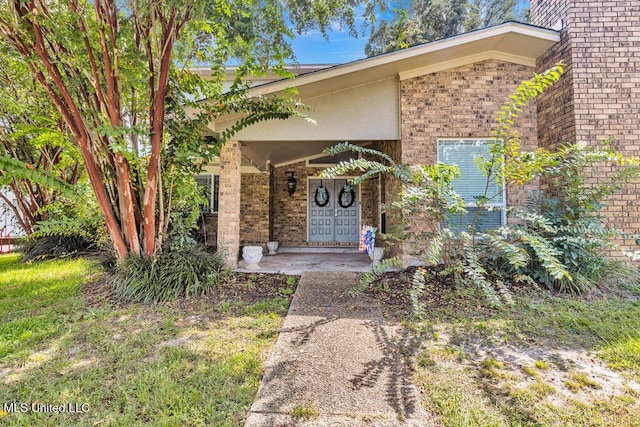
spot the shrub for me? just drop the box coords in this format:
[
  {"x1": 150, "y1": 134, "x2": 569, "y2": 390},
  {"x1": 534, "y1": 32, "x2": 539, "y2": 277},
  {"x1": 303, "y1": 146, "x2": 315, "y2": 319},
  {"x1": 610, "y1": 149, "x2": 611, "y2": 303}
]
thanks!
[
  {"x1": 21, "y1": 234, "x2": 99, "y2": 261},
  {"x1": 323, "y1": 64, "x2": 640, "y2": 308},
  {"x1": 21, "y1": 187, "x2": 107, "y2": 261},
  {"x1": 108, "y1": 244, "x2": 229, "y2": 303},
  {"x1": 494, "y1": 141, "x2": 640, "y2": 294}
]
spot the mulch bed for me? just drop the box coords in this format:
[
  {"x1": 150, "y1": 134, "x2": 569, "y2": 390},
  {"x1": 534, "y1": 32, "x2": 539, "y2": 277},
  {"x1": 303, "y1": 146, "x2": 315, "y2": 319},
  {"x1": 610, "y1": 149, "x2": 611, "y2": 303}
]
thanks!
[
  {"x1": 82, "y1": 271, "x2": 299, "y2": 312},
  {"x1": 364, "y1": 266, "x2": 459, "y2": 320},
  {"x1": 363, "y1": 265, "x2": 541, "y2": 321},
  {"x1": 218, "y1": 272, "x2": 298, "y2": 305}
]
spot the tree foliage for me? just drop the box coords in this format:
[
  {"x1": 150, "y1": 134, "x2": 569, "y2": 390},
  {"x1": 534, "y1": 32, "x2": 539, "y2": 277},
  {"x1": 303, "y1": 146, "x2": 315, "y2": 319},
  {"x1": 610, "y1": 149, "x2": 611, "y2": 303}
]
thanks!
[
  {"x1": 0, "y1": 45, "x2": 82, "y2": 235},
  {"x1": 366, "y1": 0, "x2": 525, "y2": 56},
  {"x1": 0, "y1": 0, "x2": 380, "y2": 260}
]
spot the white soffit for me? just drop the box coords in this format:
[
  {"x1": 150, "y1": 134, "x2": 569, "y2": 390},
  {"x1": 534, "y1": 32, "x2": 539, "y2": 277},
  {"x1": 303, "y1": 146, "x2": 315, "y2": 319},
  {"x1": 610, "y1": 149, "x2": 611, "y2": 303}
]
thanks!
[{"x1": 398, "y1": 51, "x2": 536, "y2": 80}]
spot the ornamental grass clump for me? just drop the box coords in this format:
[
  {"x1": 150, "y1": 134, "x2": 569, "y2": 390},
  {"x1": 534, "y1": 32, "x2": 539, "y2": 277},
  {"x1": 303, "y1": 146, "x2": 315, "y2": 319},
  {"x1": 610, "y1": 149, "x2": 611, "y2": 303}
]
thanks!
[{"x1": 109, "y1": 245, "x2": 229, "y2": 303}]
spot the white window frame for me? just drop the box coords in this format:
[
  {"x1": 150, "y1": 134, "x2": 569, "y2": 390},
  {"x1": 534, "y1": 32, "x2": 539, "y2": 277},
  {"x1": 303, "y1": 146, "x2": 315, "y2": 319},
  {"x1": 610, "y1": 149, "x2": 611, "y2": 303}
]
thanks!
[
  {"x1": 437, "y1": 138, "x2": 507, "y2": 230},
  {"x1": 195, "y1": 174, "x2": 220, "y2": 214}
]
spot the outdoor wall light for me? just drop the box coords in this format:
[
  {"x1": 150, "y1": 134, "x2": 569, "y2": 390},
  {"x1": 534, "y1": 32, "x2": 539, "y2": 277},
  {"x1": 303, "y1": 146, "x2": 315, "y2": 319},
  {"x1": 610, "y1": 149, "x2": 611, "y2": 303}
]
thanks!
[{"x1": 287, "y1": 172, "x2": 297, "y2": 196}]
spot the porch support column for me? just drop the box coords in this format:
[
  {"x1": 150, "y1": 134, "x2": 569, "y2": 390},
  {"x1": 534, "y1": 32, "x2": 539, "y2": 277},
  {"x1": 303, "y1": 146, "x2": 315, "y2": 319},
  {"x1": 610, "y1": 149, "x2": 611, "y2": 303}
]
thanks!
[{"x1": 217, "y1": 140, "x2": 242, "y2": 268}]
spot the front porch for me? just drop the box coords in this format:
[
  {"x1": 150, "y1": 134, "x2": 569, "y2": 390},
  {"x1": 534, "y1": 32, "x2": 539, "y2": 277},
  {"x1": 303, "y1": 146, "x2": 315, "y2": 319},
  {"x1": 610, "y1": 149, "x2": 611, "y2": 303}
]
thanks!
[
  {"x1": 235, "y1": 248, "x2": 375, "y2": 274},
  {"x1": 201, "y1": 140, "x2": 401, "y2": 268}
]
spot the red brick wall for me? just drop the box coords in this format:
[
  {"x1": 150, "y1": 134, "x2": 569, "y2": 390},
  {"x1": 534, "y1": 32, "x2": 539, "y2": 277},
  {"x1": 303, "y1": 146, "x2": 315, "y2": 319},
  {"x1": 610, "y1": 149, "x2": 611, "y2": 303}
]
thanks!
[
  {"x1": 399, "y1": 60, "x2": 539, "y2": 261},
  {"x1": 531, "y1": 0, "x2": 576, "y2": 155},
  {"x1": 240, "y1": 173, "x2": 270, "y2": 246},
  {"x1": 532, "y1": 0, "x2": 640, "y2": 258},
  {"x1": 270, "y1": 161, "x2": 382, "y2": 246}
]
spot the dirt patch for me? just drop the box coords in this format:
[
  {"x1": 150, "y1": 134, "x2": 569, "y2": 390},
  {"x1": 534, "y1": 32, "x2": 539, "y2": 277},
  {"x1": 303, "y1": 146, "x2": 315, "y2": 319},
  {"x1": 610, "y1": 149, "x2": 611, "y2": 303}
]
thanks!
[{"x1": 366, "y1": 266, "x2": 640, "y2": 422}]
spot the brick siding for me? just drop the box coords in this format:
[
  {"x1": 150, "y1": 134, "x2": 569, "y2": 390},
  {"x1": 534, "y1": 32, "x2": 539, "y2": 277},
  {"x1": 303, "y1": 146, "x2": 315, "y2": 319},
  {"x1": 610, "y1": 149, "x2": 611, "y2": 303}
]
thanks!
[
  {"x1": 399, "y1": 60, "x2": 539, "y2": 260},
  {"x1": 240, "y1": 173, "x2": 270, "y2": 246},
  {"x1": 217, "y1": 141, "x2": 242, "y2": 267},
  {"x1": 203, "y1": 173, "x2": 269, "y2": 248},
  {"x1": 532, "y1": 0, "x2": 640, "y2": 259}
]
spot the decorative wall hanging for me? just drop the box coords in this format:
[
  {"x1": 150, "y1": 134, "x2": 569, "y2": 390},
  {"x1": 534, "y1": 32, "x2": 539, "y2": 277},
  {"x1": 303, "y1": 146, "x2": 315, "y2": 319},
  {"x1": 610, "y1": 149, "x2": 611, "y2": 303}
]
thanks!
[
  {"x1": 338, "y1": 184, "x2": 356, "y2": 208},
  {"x1": 314, "y1": 180, "x2": 330, "y2": 207}
]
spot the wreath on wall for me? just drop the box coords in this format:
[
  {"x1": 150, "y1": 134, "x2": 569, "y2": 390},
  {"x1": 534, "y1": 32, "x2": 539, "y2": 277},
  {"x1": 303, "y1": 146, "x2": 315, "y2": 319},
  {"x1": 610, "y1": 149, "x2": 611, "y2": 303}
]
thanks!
[
  {"x1": 314, "y1": 181, "x2": 330, "y2": 207},
  {"x1": 338, "y1": 184, "x2": 356, "y2": 208}
]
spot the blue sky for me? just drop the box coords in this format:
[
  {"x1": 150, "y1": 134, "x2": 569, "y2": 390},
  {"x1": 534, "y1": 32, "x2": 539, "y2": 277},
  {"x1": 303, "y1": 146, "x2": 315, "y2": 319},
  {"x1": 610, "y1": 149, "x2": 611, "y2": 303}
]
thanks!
[
  {"x1": 288, "y1": 29, "x2": 370, "y2": 64},
  {"x1": 287, "y1": 5, "x2": 375, "y2": 65},
  {"x1": 288, "y1": 0, "x2": 529, "y2": 64}
]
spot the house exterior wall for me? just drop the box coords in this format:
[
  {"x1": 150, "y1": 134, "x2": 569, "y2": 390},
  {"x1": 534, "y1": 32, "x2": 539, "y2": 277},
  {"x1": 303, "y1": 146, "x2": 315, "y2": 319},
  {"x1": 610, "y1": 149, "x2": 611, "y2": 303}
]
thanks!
[
  {"x1": 367, "y1": 140, "x2": 402, "y2": 256},
  {"x1": 203, "y1": 173, "x2": 269, "y2": 247},
  {"x1": 531, "y1": 0, "x2": 640, "y2": 258},
  {"x1": 399, "y1": 59, "x2": 539, "y2": 260},
  {"x1": 271, "y1": 162, "x2": 323, "y2": 246},
  {"x1": 240, "y1": 173, "x2": 270, "y2": 246},
  {"x1": 217, "y1": 141, "x2": 242, "y2": 267},
  {"x1": 531, "y1": 0, "x2": 576, "y2": 155},
  {"x1": 213, "y1": 78, "x2": 400, "y2": 142},
  {"x1": 204, "y1": 153, "x2": 389, "y2": 249}
]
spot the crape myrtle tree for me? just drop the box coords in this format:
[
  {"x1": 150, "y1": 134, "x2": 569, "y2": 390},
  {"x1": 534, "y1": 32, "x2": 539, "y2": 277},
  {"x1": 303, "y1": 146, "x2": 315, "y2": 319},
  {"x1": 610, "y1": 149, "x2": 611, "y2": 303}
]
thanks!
[
  {"x1": 0, "y1": 46, "x2": 82, "y2": 235},
  {"x1": 0, "y1": 0, "x2": 381, "y2": 260},
  {"x1": 366, "y1": 0, "x2": 524, "y2": 56}
]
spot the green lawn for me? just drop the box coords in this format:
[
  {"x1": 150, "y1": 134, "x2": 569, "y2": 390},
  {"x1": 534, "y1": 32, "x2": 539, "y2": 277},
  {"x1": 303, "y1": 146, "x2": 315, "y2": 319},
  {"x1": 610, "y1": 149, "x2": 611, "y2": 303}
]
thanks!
[
  {"x1": 0, "y1": 254, "x2": 288, "y2": 426},
  {"x1": 403, "y1": 280, "x2": 640, "y2": 426}
]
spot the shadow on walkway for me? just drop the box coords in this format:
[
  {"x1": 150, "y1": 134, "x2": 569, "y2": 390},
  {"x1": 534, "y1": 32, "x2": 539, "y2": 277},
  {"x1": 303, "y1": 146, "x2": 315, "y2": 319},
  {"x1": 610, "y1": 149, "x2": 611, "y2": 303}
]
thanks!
[{"x1": 245, "y1": 271, "x2": 433, "y2": 426}]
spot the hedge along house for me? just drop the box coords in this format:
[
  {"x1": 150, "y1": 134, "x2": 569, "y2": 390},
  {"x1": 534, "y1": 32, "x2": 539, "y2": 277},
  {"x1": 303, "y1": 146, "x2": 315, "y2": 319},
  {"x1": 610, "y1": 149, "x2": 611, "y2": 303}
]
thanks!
[{"x1": 198, "y1": 21, "x2": 561, "y2": 268}]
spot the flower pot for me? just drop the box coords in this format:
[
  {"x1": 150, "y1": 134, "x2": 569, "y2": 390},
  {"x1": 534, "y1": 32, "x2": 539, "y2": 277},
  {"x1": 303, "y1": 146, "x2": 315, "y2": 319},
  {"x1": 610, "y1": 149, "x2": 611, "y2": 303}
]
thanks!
[
  {"x1": 266, "y1": 241, "x2": 279, "y2": 255},
  {"x1": 242, "y1": 246, "x2": 263, "y2": 270},
  {"x1": 368, "y1": 247, "x2": 385, "y2": 266}
]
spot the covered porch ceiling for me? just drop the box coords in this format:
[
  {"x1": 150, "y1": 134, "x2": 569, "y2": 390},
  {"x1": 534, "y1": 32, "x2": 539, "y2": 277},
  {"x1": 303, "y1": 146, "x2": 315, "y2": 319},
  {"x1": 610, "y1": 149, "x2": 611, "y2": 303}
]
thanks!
[
  {"x1": 241, "y1": 140, "x2": 368, "y2": 170},
  {"x1": 204, "y1": 140, "x2": 370, "y2": 172}
]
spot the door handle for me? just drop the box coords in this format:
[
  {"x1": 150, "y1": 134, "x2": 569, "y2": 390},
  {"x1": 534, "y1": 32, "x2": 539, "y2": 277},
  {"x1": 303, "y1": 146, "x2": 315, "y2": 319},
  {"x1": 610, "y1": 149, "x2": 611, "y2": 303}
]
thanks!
[{"x1": 335, "y1": 209, "x2": 337, "y2": 217}]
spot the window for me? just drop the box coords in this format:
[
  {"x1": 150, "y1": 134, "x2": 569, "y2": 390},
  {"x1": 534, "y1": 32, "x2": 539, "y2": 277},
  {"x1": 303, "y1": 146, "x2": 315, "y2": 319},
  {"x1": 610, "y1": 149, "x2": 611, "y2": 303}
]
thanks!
[
  {"x1": 437, "y1": 139, "x2": 505, "y2": 232},
  {"x1": 195, "y1": 174, "x2": 219, "y2": 213}
]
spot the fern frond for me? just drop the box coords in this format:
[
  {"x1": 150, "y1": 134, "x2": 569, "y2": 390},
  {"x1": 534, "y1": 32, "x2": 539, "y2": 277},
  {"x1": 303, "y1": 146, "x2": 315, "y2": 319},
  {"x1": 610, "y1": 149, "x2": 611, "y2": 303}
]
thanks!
[
  {"x1": 425, "y1": 230, "x2": 448, "y2": 265},
  {"x1": 462, "y1": 235, "x2": 502, "y2": 307},
  {"x1": 510, "y1": 208, "x2": 557, "y2": 233},
  {"x1": 513, "y1": 274, "x2": 538, "y2": 287},
  {"x1": 321, "y1": 158, "x2": 393, "y2": 180},
  {"x1": 514, "y1": 229, "x2": 572, "y2": 282},
  {"x1": 0, "y1": 154, "x2": 74, "y2": 194},
  {"x1": 353, "y1": 256, "x2": 402, "y2": 296},
  {"x1": 494, "y1": 280, "x2": 514, "y2": 306},
  {"x1": 410, "y1": 267, "x2": 428, "y2": 318},
  {"x1": 484, "y1": 233, "x2": 530, "y2": 269},
  {"x1": 323, "y1": 141, "x2": 396, "y2": 164}
]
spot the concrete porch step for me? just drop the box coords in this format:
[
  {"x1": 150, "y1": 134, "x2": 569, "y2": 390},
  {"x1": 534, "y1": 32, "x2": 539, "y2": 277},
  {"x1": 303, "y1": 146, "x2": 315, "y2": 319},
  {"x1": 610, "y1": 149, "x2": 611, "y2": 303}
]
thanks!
[{"x1": 277, "y1": 246, "x2": 359, "y2": 254}]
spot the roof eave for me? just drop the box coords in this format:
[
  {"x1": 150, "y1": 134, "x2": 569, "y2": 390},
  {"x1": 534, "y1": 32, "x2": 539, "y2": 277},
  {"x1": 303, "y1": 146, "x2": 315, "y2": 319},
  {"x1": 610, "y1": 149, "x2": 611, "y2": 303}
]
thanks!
[{"x1": 246, "y1": 22, "x2": 560, "y2": 96}]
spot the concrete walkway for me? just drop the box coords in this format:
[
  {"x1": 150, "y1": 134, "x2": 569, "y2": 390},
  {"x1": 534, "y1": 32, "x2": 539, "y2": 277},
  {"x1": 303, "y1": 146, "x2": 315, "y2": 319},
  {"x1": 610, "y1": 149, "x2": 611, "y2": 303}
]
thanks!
[{"x1": 245, "y1": 272, "x2": 433, "y2": 426}]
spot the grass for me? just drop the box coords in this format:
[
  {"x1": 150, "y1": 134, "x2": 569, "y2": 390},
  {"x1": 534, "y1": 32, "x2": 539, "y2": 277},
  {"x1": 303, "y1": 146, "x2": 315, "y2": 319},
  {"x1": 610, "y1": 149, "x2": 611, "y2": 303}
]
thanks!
[
  {"x1": 291, "y1": 403, "x2": 319, "y2": 420},
  {"x1": 564, "y1": 372, "x2": 602, "y2": 392},
  {"x1": 405, "y1": 280, "x2": 640, "y2": 427},
  {"x1": 0, "y1": 253, "x2": 288, "y2": 426}
]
